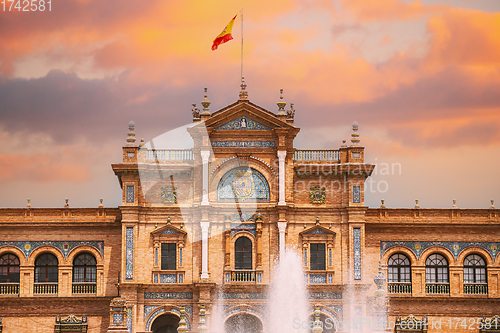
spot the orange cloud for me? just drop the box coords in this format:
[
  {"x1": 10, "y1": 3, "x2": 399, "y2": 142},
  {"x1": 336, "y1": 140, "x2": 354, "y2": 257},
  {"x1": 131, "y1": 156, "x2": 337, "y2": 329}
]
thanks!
[
  {"x1": 338, "y1": 0, "x2": 437, "y2": 22},
  {"x1": 0, "y1": 153, "x2": 90, "y2": 183}
]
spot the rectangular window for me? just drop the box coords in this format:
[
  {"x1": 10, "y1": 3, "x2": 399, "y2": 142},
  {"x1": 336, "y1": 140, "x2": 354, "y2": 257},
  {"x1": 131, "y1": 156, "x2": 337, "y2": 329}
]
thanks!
[
  {"x1": 353, "y1": 186, "x2": 360, "y2": 203},
  {"x1": 126, "y1": 186, "x2": 134, "y2": 203},
  {"x1": 310, "y1": 243, "x2": 326, "y2": 270},
  {"x1": 161, "y1": 243, "x2": 176, "y2": 270}
]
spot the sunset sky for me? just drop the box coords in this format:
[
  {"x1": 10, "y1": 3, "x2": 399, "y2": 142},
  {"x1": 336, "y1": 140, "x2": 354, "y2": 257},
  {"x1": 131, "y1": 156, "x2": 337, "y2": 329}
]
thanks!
[{"x1": 0, "y1": 0, "x2": 499, "y2": 209}]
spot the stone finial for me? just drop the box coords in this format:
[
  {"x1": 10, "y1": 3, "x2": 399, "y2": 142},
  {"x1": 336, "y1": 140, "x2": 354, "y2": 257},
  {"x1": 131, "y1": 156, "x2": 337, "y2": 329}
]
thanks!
[
  {"x1": 99, "y1": 198, "x2": 103, "y2": 208},
  {"x1": 192, "y1": 103, "x2": 200, "y2": 119},
  {"x1": 414, "y1": 199, "x2": 420, "y2": 208},
  {"x1": 316, "y1": 216, "x2": 320, "y2": 225},
  {"x1": 139, "y1": 138, "x2": 145, "y2": 147},
  {"x1": 491, "y1": 200, "x2": 495, "y2": 209},
  {"x1": 304, "y1": 223, "x2": 307, "y2": 229},
  {"x1": 126, "y1": 121, "x2": 136, "y2": 146},
  {"x1": 180, "y1": 222, "x2": 184, "y2": 229},
  {"x1": 341, "y1": 140, "x2": 347, "y2": 148},
  {"x1": 200, "y1": 88, "x2": 211, "y2": 115},
  {"x1": 167, "y1": 216, "x2": 171, "y2": 224},
  {"x1": 452, "y1": 199, "x2": 457, "y2": 209},
  {"x1": 64, "y1": 198, "x2": 69, "y2": 208},
  {"x1": 239, "y1": 77, "x2": 248, "y2": 100},
  {"x1": 380, "y1": 199, "x2": 385, "y2": 208},
  {"x1": 286, "y1": 103, "x2": 295, "y2": 119},
  {"x1": 350, "y1": 121, "x2": 360, "y2": 146},
  {"x1": 277, "y1": 89, "x2": 286, "y2": 115},
  {"x1": 26, "y1": 198, "x2": 31, "y2": 208}
]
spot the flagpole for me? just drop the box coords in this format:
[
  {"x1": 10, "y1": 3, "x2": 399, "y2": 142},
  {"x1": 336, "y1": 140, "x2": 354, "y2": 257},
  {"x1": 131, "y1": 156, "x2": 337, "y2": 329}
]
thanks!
[{"x1": 241, "y1": 8, "x2": 243, "y2": 81}]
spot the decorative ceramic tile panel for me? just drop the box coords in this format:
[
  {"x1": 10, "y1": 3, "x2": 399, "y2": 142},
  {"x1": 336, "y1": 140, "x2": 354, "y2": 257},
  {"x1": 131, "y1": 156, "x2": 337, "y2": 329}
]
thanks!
[
  {"x1": 127, "y1": 307, "x2": 132, "y2": 333},
  {"x1": 325, "y1": 305, "x2": 343, "y2": 320},
  {"x1": 160, "y1": 229, "x2": 180, "y2": 234},
  {"x1": 0, "y1": 241, "x2": 104, "y2": 260},
  {"x1": 160, "y1": 274, "x2": 177, "y2": 283},
  {"x1": 178, "y1": 273, "x2": 183, "y2": 283},
  {"x1": 182, "y1": 305, "x2": 193, "y2": 320},
  {"x1": 353, "y1": 186, "x2": 360, "y2": 203},
  {"x1": 257, "y1": 273, "x2": 262, "y2": 283},
  {"x1": 309, "y1": 186, "x2": 326, "y2": 204},
  {"x1": 308, "y1": 229, "x2": 328, "y2": 234},
  {"x1": 225, "y1": 212, "x2": 256, "y2": 222},
  {"x1": 113, "y1": 313, "x2": 123, "y2": 324},
  {"x1": 310, "y1": 274, "x2": 327, "y2": 284},
  {"x1": 144, "y1": 305, "x2": 159, "y2": 320},
  {"x1": 145, "y1": 308, "x2": 165, "y2": 331},
  {"x1": 304, "y1": 248, "x2": 308, "y2": 266},
  {"x1": 218, "y1": 167, "x2": 270, "y2": 202},
  {"x1": 216, "y1": 116, "x2": 271, "y2": 130},
  {"x1": 353, "y1": 228, "x2": 361, "y2": 280},
  {"x1": 125, "y1": 227, "x2": 134, "y2": 280},
  {"x1": 329, "y1": 248, "x2": 332, "y2": 267},
  {"x1": 153, "y1": 274, "x2": 158, "y2": 283},
  {"x1": 126, "y1": 186, "x2": 134, "y2": 203},
  {"x1": 179, "y1": 248, "x2": 182, "y2": 266},
  {"x1": 380, "y1": 241, "x2": 500, "y2": 260},
  {"x1": 328, "y1": 274, "x2": 333, "y2": 284},
  {"x1": 160, "y1": 186, "x2": 177, "y2": 204},
  {"x1": 218, "y1": 292, "x2": 267, "y2": 299},
  {"x1": 212, "y1": 141, "x2": 276, "y2": 148},
  {"x1": 154, "y1": 248, "x2": 158, "y2": 266},
  {"x1": 308, "y1": 292, "x2": 342, "y2": 299},
  {"x1": 144, "y1": 292, "x2": 193, "y2": 299}
]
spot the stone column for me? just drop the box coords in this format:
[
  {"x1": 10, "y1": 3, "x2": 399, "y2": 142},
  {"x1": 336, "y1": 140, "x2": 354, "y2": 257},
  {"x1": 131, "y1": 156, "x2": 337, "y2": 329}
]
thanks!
[
  {"x1": 277, "y1": 150, "x2": 287, "y2": 206},
  {"x1": 200, "y1": 221, "x2": 210, "y2": 280},
  {"x1": 277, "y1": 222, "x2": 287, "y2": 259},
  {"x1": 201, "y1": 150, "x2": 210, "y2": 206}
]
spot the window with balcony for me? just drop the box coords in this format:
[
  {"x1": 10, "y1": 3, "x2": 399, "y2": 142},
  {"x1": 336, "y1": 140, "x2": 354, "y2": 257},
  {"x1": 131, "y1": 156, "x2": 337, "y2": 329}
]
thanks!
[
  {"x1": 72, "y1": 253, "x2": 97, "y2": 294},
  {"x1": 425, "y1": 253, "x2": 449, "y2": 295},
  {"x1": 161, "y1": 243, "x2": 177, "y2": 271},
  {"x1": 235, "y1": 237, "x2": 252, "y2": 270},
  {"x1": 310, "y1": 243, "x2": 325, "y2": 271},
  {"x1": 34, "y1": 253, "x2": 58, "y2": 295},
  {"x1": 387, "y1": 253, "x2": 411, "y2": 294},
  {"x1": 0, "y1": 253, "x2": 20, "y2": 295},
  {"x1": 464, "y1": 254, "x2": 487, "y2": 295}
]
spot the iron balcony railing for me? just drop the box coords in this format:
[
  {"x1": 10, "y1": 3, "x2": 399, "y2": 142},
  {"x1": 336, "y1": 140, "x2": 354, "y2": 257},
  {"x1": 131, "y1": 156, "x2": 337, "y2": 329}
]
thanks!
[
  {"x1": 464, "y1": 283, "x2": 488, "y2": 295},
  {"x1": 72, "y1": 282, "x2": 97, "y2": 294},
  {"x1": 145, "y1": 149, "x2": 193, "y2": 161},
  {"x1": 0, "y1": 283, "x2": 19, "y2": 295},
  {"x1": 33, "y1": 283, "x2": 58, "y2": 295},
  {"x1": 425, "y1": 282, "x2": 450, "y2": 295},
  {"x1": 388, "y1": 282, "x2": 412, "y2": 295},
  {"x1": 293, "y1": 149, "x2": 340, "y2": 162}
]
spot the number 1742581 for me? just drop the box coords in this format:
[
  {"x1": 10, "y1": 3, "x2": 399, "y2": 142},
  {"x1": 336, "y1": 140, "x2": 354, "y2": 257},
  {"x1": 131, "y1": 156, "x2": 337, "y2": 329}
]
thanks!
[{"x1": 2, "y1": 0, "x2": 51, "y2": 11}]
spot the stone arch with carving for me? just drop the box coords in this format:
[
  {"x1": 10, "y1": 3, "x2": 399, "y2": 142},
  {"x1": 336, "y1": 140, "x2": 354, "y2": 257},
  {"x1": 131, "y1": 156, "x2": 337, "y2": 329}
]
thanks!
[
  {"x1": 381, "y1": 246, "x2": 418, "y2": 267},
  {"x1": 456, "y1": 246, "x2": 494, "y2": 267},
  {"x1": 145, "y1": 305, "x2": 192, "y2": 332},
  {"x1": 209, "y1": 156, "x2": 277, "y2": 203},
  {"x1": 66, "y1": 245, "x2": 105, "y2": 296},
  {"x1": 27, "y1": 245, "x2": 65, "y2": 266},
  {"x1": 222, "y1": 305, "x2": 267, "y2": 332},
  {"x1": 230, "y1": 231, "x2": 257, "y2": 271},
  {"x1": 0, "y1": 245, "x2": 28, "y2": 265}
]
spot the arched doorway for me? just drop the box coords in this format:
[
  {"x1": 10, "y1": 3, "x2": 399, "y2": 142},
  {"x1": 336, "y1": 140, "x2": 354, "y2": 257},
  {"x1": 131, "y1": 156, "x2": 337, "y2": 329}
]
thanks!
[
  {"x1": 224, "y1": 313, "x2": 263, "y2": 333},
  {"x1": 151, "y1": 313, "x2": 179, "y2": 333},
  {"x1": 308, "y1": 313, "x2": 336, "y2": 333}
]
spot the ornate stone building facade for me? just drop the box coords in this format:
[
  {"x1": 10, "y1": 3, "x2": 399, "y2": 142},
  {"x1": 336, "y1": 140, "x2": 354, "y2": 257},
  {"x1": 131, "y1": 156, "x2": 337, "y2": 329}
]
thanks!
[{"x1": 0, "y1": 83, "x2": 499, "y2": 333}]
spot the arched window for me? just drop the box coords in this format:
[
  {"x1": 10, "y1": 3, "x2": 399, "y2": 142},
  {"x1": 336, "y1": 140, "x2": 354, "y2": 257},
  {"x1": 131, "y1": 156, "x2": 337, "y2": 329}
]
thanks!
[
  {"x1": 73, "y1": 253, "x2": 97, "y2": 283},
  {"x1": 35, "y1": 253, "x2": 58, "y2": 283},
  {"x1": 425, "y1": 253, "x2": 448, "y2": 283},
  {"x1": 0, "y1": 253, "x2": 20, "y2": 283},
  {"x1": 388, "y1": 253, "x2": 411, "y2": 283},
  {"x1": 464, "y1": 254, "x2": 486, "y2": 284},
  {"x1": 235, "y1": 237, "x2": 252, "y2": 270}
]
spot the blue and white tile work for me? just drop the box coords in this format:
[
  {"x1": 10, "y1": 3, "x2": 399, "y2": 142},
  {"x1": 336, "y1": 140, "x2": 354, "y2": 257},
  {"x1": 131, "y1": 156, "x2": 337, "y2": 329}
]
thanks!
[
  {"x1": 145, "y1": 308, "x2": 166, "y2": 331},
  {"x1": 380, "y1": 241, "x2": 500, "y2": 260},
  {"x1": 144, "y1": 305, "x2": 159, "y2": 320},
  {"x1": 127, "y1": 307, "x2": 132, "y2": 333},
  {"x1": 353, "y1": 228, "x2": 361, "y2": 280},
  {"x1": 125, "y1": 227, "x2": 134, "y2": 280},
  {"x1": 353, "y1": 186, "x2": 360, "y2": 203},
  {"x1": 126, "y1": 185, "x2": 134, "y2": 203},
  {"x1": 159, "y1": 274, "x2": 177, "y2": 283},
  {"x1": 218, "y1": 167, "x2": 270, "y2": 202},
  {"x1": 0, "y1": 241, "x2": 104, "y2": 260},
  {"x1": 230, "y1": 222, "x2": 257, "y2": 237},
  {"x1": 309, "y1": 274, "x2": 327, "y2": 284},
  {"x1": 113, "y1": 313, "x2": 123, "y2": 324},
  {"x1": 212, "y1": 141, "x2": 276, "y2": 148},
  {"x1": 144, "y1": 292, "x2": 193, "y2": 299},
  {"x1": 216, "y1": 116, "x2": 271, "y2": 130},
  {"x1": 308, "y1": 292, "x2": 342, "y2": 299},
  {"x1": 218, "y1": 292, "x2": 267, "y2": 299}
]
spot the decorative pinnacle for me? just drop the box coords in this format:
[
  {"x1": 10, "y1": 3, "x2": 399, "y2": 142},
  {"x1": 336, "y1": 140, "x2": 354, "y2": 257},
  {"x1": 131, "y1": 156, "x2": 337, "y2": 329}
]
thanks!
[
  {"x1": 380, "y1": 199, "x2": 385, "y2": 208},
  {"x1": 316, "y1": 216, "x2": 320, "y2": 225},
  {"x1": 415, "y1": 199, "x2": 420, "y2": 208},
  {"x1": 452, "y1": 199, "x2": 457, "y2": 209},
  {"x1": 277, "y1": 89, "x2": 286, "y2": 115},
  {"x1": 341, "y1": 140, "x2": 347, "y2": 148},
  {"x1": 27, "y1": 198, "x2": 31, "y2": 208},
  {"x1": 65, "y1": 198, "x2": 69, "y2": 208},
  {"x1": 167, "y1": 216, "x2": 171, "y2": 224},
  {"x1": 351, "y1": 121, "x2": 360, "y2": 146},
  {"x1": 126, "y1": 121, "x2": 136, "y2": 146},
  {"x1": 99, "y1": 198, "x2": 103, "y2": 208},
  {"x1": 239, "y1": 76, "x2": 248, "y2": 101},
  {"x1": 201, "y1": 88, "x2": 211, "y2": 114},
  {"x1": 491, "y1": 200, "x2": 495, "y2": 209},
  {"x1": 139, "y1": 138, "x2": 145, "y2": 147}
]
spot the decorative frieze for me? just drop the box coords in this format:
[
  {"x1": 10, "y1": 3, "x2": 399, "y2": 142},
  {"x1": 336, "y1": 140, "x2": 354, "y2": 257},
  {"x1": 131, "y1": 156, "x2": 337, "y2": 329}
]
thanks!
[
  {"x1": 0, "y1": 241, "x2": 104, "y2": 260},
  {"x1": 381, "y1": 241, "x2": 500, "y2": 260},
  {"x1": 353, "y1": 228, "x2": 361, "y2": 280},
  {"x1": 125, "y1": 227, "x2": 134, "y2": 280}
]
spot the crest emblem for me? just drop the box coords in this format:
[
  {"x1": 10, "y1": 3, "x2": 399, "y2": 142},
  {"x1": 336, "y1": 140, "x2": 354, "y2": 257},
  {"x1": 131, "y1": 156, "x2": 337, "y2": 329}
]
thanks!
[
  {"x1": 309, "y1": 186, "x2": 326, "y2": 204},
  {"x1": 161, "y1": 186, "x2": 177, "y2": 204},
  {"x1": 232, "y1": 170, "x2": 254, "y2": 200}
]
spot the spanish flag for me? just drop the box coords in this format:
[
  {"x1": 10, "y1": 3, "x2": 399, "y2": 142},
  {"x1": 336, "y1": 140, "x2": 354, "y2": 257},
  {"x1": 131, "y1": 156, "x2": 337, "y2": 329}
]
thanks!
[{"x1": 212, "y1": 15, "x2": 237, "y2": 51}]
